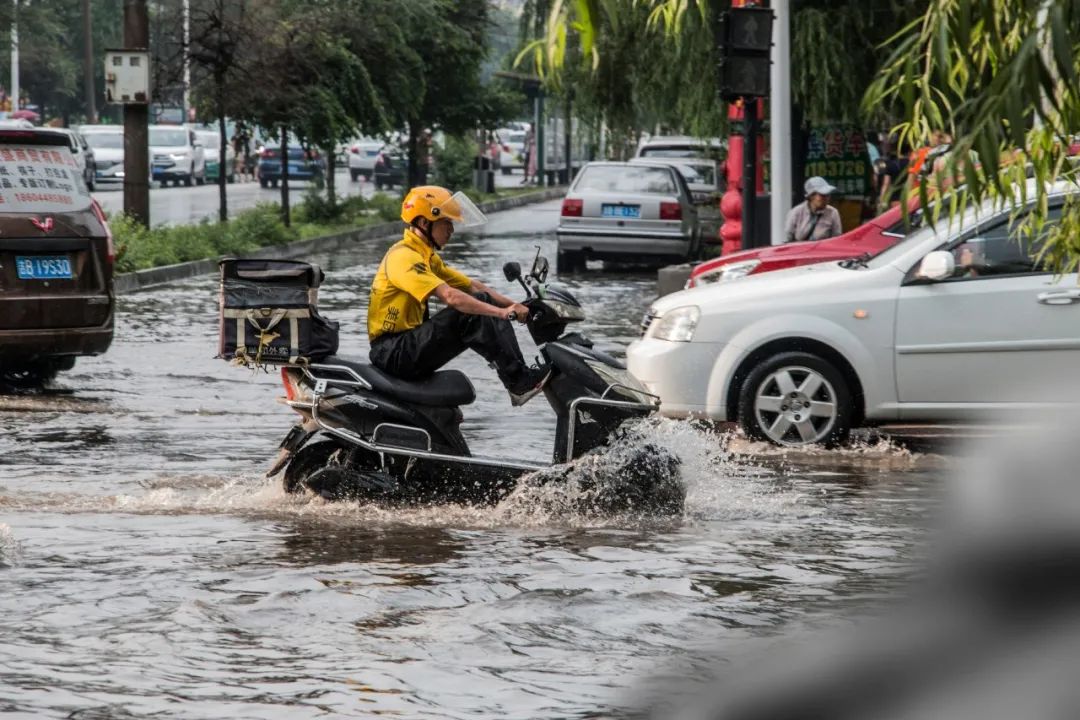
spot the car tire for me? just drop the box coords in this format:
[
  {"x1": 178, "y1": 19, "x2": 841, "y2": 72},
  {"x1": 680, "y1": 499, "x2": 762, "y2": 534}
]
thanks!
[
  {"x1": 737, "y1": 351, "x2": 853, "y2": 448},
  {"x1": 259, "y1": 177, "x2": 269, "y2": 188},
  {"x1": 350, "y1": 169, "x2": 360, "y2": 182},
  {"x1": 556, "y1": 249, "x2": 585, "y2": 274}
]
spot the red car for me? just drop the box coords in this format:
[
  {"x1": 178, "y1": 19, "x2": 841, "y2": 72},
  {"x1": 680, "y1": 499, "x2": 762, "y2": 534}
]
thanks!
[{"x1": 686, "y1": 199, "x2": 922, "y2": 287}]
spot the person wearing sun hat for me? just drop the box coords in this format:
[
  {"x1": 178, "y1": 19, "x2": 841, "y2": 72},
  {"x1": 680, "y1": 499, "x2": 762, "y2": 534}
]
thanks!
[{"x1": 784, "y1": 176, "x2": 843, "y2": 243}]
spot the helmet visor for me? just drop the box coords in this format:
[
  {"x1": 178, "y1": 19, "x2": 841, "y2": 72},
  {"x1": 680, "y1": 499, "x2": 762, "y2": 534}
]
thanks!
[{"x1": 435, "y1": 191, "x2": 487, "y2": 229}]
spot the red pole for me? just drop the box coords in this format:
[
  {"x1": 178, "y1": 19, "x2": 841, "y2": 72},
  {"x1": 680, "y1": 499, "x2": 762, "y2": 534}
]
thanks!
[{"x1": 718, "y1": 0, "x2": 767, "y2": 255}]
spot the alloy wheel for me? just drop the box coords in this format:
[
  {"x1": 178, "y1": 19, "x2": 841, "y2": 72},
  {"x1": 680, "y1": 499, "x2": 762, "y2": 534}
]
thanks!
[{"x1": 753, "y1": 365, "x2": 838, "y2": 446}]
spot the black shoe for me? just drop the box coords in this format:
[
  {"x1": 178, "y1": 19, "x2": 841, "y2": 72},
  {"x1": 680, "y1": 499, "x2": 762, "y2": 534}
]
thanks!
[{"x1": 507, "y1": 364, "x2": 552, "y2": 407}]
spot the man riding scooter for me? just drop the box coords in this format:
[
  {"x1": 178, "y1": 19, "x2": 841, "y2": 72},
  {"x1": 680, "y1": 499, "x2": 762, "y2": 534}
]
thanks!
[{"x1": 367, "y1": 185, "x2": 552, "y2": 406}]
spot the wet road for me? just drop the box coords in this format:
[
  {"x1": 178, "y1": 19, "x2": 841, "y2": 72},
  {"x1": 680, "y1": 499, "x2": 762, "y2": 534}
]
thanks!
[{"x1": 0, "y1": 204, "x2": 944, "y2": 718}]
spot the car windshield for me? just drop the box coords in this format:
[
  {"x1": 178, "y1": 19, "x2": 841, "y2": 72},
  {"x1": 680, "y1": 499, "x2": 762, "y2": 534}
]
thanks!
[
  {"x1": 149, "y1": 129, "x2": 188, "y2": 147},
  {"x1": 0, "y1": 142, "x2": 91, "y2": 211},
  {"x1": 576, "y1": 165, "x2": 676, "y2": 194},
  {"x1": 83, "y1": 132, "x2": 123, "y2": 150},
  {"x1": 509, "y1": 132, "x2": 526, "y2": 143},
  {"x1": 196, "y1": 133, "x2": 220, "y2": 149}
]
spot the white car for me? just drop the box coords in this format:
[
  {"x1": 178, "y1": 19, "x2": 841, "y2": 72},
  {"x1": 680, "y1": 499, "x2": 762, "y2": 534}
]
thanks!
[
  {"x1": 628, "y1": 182, "x2": 1080, "y2": 447},
  {"x1": 149, "y1": 125, "x2": 206, "y2": 187},
  {"x1": 497, "y1": 127, "x2": 527, "y2": 173},
  {"x1": 556, "y1": 161, "x2": 700, "y2": 273},
  {"x1": 347, "y1": 137, "x2": 385, "y2": 181},
  {"x1": 195, "y1": 129, "x2": 236, "y2": 183},
  {"x1": 80, "y1": 125, "x2": 125, "y2": 186},
  {"x1": 635, "y1": 135, "x2": 725, "y2": 161}
]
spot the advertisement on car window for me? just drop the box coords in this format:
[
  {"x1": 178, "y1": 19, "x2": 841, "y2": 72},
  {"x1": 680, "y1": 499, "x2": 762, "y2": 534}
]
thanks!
[{"x1": 0, "y1": 144, "x2": 91, "y2": 213}]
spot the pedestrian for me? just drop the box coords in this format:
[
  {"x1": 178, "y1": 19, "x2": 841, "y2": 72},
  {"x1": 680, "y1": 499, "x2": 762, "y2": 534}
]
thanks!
[
  {"x1": 522, "y1": 125, "x2": 535, "y2": 186},
  {"x1": 785, "y1": 176, "x2": 843, "y2": 243},
  {"x1": 876, "y1": 135, "x2": 910, "y2": 213}
]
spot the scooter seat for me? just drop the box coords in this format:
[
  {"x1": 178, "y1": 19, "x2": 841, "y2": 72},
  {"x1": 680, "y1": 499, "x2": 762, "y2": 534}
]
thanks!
[{"x1": 319, "y1": 356, "x2": 476, "y2": 407}]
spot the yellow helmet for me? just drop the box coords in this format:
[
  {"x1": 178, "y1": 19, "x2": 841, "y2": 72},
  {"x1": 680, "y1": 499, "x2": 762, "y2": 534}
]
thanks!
[{"x1": 401, "y1": 185, "x2": 488, "y2": 228}]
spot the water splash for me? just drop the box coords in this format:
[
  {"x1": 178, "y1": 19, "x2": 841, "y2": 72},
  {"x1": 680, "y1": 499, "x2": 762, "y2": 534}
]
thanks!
[
  {"x1": 0, "y1": 419, "x2": 808, "y2": 529},
  {"x1": 0, "y1": 523, "x2": 23, "y2": 568}
]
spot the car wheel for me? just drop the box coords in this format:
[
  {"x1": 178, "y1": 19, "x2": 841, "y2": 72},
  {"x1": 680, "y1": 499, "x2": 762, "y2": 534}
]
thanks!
[
  {"x1": 737, "y1": 351, "x2": 853, "y2": 448},
  {"x1": 259, "y1": 177, "x2": 269, "y2": 188},
  {"x1": 350, "y1": 169, "x2": 360, "y2": 182},
  {"x1": 556, "y1": 249, "x2": 584, "y2": 274}
]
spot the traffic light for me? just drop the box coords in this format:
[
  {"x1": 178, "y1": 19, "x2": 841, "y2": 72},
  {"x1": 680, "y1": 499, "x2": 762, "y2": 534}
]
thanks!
[{"x1": 715, "y1": 6, "x2": 774, "y2": 101}]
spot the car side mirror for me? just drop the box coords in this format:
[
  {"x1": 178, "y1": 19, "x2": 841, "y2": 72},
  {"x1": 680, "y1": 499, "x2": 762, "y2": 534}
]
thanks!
[
  {"x1": 503, "y1": 261, "x2": 522, "y2": 282},
  {"x1": 916, "y1": 250, "x2": 955, "y2": 281}
]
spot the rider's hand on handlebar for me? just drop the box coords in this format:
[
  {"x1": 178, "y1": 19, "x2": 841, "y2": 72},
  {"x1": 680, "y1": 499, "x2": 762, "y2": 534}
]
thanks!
[{"x1": 508, "y1": 303, "x2": 530, "y2": 323}]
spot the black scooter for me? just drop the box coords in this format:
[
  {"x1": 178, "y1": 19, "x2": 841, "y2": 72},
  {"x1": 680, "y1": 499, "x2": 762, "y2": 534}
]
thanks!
[{"x1": 267, "y1": 253, "x2": 683, "y2": 513}]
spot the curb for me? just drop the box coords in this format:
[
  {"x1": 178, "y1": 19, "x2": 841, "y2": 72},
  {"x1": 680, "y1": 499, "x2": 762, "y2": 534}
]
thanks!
[{"x1": 114, "y1": 186, "x2": 567, "y2": 295}]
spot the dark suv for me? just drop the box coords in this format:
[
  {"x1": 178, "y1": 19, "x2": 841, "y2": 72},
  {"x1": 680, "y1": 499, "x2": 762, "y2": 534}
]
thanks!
[{"x1": 0, "y1": 128, "x2": 115, "y2": 383}]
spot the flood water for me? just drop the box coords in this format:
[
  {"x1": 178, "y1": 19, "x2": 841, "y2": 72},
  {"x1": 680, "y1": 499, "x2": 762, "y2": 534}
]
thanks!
[{"x1": 0, "y1": 214, "x2": 947, "y2": 718}]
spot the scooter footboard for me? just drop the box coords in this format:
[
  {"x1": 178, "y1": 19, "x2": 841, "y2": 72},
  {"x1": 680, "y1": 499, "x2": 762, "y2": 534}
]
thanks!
[{"x1": 561, "y1": 395, "x2": 658, "y2": 463}]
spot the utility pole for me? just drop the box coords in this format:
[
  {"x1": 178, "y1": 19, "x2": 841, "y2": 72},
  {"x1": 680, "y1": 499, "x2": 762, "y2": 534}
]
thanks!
[
  {"x1": 182, "y1": 0, "x2": 190, "y2": 122},
  {"x1": 124, "y1": 0, "x2": 150, "y2": 227},
  {"x1": 768, "y1": 0, "x2": 791, "y2": 245},
  {"x1": 10, "y1": 0, "x2": 18, "y2": 115},
  {"x1": 535, "y1": 90, "x2": 545, "y2": 186},
  {"x1": 741, "y1": 99, "x2": 758, "y2": 249},
  {"x1": 83, "y1": 0, "x2": 97, "y2": 124}
]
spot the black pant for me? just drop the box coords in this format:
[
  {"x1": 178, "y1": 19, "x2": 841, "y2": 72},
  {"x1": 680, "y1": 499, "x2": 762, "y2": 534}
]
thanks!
[{"x1": 369, "y1": 294, "x2": 526, "y2": 385}]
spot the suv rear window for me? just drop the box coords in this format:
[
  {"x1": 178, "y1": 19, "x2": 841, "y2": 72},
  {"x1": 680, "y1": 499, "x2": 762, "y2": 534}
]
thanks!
[
  {"x1": 150, "y1": 128, "x2": 189, "y2": 146},
  {"x1": 575, "y1": 165, "x2": 677, "y2": 194},
  {"x1": 0, "y1": 143, "x2": 91, "y2": 213}
]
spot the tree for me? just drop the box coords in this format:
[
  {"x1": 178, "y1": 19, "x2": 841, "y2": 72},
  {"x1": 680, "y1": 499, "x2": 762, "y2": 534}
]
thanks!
[
  {"x1": 520, "y1": 0, "x2": 932, "y2": 143},
  {"x1": 865, "y1": 0, "x2": 1080, "y2": 277},
  {"x1": 187, "y1": 0, "x2": 264, "y2": 222}
]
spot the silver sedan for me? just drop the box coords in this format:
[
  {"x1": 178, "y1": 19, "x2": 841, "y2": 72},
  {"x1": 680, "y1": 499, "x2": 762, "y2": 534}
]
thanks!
[{"x1": 556, "y1": 161, "x2": 700, "y2": 273}]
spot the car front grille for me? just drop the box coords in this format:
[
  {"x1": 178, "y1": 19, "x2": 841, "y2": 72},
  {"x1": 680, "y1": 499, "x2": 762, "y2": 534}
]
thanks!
[{"x1": 641, "y1": 311, "x2": 659, "y2": 335}]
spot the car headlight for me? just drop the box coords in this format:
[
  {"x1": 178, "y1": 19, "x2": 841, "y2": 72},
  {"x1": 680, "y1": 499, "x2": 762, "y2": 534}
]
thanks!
[
  {"x1": 544, "y1": 299, "x2": 586, "y2": 321},
  {"x1": 647, "y1": 305, "x2": 700, "y2": 342},
  {"x1": 169, "y1": 152, "x2": 189, "y2": 160},
  {"x1": 585, "y1": 361, "x2": 656, "y2": 405},
  {"x1": 688, "y1": 259, "x2": 761, "y2": 287}
]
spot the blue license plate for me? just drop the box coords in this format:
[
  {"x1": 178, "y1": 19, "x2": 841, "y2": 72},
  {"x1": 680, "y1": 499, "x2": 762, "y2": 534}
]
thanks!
[
  {"x1": 16, "y1": 255, "x2": 73, "y2": 280},
  {"x1": 602, "y1": 204, "x2": 640, "y2": 218}
]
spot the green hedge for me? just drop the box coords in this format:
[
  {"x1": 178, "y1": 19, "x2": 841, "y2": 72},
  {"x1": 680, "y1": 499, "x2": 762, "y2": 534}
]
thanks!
[{"x1": 111, "y1": 194, "x2": 401, "y2": 274}]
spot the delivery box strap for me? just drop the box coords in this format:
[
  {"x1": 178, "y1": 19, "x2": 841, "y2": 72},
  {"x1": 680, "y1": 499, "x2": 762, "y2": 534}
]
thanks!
[{"x1": 225, "y1": 307, "x2": 307, "y2": 364}]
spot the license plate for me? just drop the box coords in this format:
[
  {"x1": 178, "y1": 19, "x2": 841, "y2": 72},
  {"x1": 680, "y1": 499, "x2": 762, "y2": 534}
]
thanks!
[
  {"x1": 602, "y1": 204, "x2": 640, "y2": 218},
  {"x1": 16, "y1": 255, "x2": 73, "y2": 280}
]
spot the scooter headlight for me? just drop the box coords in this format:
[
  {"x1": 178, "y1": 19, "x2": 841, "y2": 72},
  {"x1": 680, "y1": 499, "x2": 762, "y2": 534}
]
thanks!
[
  {"x1": 585, "y1": 361, "x2": 656, "y2": 406},
  {"x1": 544, "y1": 299, "x2": 586, "y2": 321},
  {"x1": 647, "y1": 305, "x2": 700, "y2": 342}
]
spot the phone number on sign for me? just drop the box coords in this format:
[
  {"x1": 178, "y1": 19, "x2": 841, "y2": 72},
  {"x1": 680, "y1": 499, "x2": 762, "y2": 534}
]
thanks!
[{"x1": 7, "y1": 192, "x2": 75, "y2": 205}]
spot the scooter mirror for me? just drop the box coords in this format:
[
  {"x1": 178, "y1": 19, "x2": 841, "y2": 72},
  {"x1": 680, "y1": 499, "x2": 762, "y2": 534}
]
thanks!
[
  {"x1": 503, "y1": 262, "x2": 522, "y2": 282},
  {"x1": 531, "y1": 256, "x2": 550, "y2": 282}
]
